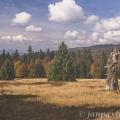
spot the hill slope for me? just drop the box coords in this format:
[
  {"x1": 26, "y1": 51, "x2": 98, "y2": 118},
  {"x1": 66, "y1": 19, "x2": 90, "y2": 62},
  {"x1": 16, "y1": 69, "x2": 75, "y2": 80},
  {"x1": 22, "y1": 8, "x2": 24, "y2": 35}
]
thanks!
[{"x1": 69, "y1": 44, "x2": 120, "y2": 56}]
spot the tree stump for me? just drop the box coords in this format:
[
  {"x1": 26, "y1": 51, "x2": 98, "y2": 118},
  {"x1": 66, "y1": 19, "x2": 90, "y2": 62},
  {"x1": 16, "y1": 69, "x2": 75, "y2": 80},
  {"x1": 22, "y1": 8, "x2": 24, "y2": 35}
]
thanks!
[{"x1": 105, "y1": 46, "x2": 120, "y2": 90}]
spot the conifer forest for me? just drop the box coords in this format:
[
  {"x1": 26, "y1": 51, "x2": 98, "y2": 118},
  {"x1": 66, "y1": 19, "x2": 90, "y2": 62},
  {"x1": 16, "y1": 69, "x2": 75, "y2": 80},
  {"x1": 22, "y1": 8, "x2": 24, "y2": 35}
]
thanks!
[{"x1": 0, "y1": 42, "x2": 120, "y2": 81}]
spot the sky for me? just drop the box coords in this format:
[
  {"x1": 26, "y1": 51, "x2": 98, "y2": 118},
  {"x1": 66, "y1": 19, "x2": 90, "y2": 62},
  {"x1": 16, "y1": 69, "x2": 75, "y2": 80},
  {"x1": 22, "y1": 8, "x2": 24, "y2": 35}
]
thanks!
[{"x1": 0, "y1": 0, "x2": 120, "y2": 52}]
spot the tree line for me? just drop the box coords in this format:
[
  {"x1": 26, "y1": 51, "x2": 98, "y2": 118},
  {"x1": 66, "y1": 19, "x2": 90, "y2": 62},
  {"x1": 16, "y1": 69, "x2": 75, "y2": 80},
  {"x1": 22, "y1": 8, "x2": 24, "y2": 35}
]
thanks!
[
  {"x1": 0, "y1": 42, "x2": 120, "y2": 81},
  {"x1": 0, "y1": 45, "x2": 55, "y2": 80}
]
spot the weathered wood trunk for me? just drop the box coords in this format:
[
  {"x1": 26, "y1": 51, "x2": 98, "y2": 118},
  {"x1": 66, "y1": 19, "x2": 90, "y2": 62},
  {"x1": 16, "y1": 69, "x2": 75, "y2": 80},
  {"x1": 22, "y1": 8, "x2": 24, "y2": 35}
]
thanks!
[{"x1": 105, "y1": 46, "x2": 120, "y2": 90}]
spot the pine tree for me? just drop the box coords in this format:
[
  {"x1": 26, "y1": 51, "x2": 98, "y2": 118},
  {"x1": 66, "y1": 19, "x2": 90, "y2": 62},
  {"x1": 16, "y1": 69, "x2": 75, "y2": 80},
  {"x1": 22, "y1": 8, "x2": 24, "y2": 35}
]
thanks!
[
  {"x1": 35, "y1": 59, "x2": 45, "y2": 78},
  {"x1": 13, "y1": 49, "x2": 19, "y2": 61},
  {"x1": 75, "y1": 50, "x2": 81, "y2": 78},
  {"x1": 22, "y1": 53, "x2": 27, "y2": 64},
  {"x1": 50, "y1": 50, "x2": 55, "y2": 60},
  {"x1": 86, "y1": 48, "x2": 93, "y2": 78},
  {"x1": 1, "y1": 49, "x2": 6, "y2": 63},
  {"x1": 45, "y1": 48, "x2": 51, "y2": 58},
  {"x1": 79, "y1": 48, "x2": 93, "y2": 78},
  {"x1": 47, "y1": 42, "x2": 76, "y2": 82},
  {"x1": 0, "y1": 59, "x2": 15, "y2": 80},
  {"x1": 99, "y1": 51, "x2": 107, "y2": 78},
  {"x1": 39, "y1": 49, "x2": 45, "y2": 59},
  {"x1": 79, "y1": 49, "x2": 87, "y2": 78},
  {"x1": 79, "y1": 59, "x2": 86, "y2": 78},
  {"x1": 6, "y1": 52, "x2": 11, "y2": 61},
  {"x1": 27, "y1": 45, "x2": 33, "y2": 63}
]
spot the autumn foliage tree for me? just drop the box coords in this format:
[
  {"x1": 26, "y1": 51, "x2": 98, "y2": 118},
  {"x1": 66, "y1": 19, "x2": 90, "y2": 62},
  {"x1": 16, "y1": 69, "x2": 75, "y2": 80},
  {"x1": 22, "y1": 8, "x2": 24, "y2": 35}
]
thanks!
[
  {"x1": 35, "y1": 58, "x2": 45, "y2": 78},
  {"x1": 28, "y1": 59, "x2": 35, "y2": 78},
  {"x1": 42, "y1": 57, "x2": 51, "y2": 77},
  {"x1": 90, "y1": 59, "x2": 101, "y2": 78},
  {"x1": 16, "y1": 63, "x2": 27, "y2": 78},
  {"x1": 14, "y1": 61, "x2": 22, "y2": 77}
]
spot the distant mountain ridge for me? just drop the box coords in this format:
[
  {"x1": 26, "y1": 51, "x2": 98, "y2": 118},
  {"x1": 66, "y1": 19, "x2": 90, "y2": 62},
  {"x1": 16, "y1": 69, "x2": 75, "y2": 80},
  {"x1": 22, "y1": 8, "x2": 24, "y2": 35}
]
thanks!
[
  {"x1": 69, "y1": 44, "x2": 120, "y2": 56},
  {"x1": 0, "y1": 49, "x2": 24, "y2": 55},
  {"x1": 1, "y1": 44, "x2": 120, "y2": 56}
]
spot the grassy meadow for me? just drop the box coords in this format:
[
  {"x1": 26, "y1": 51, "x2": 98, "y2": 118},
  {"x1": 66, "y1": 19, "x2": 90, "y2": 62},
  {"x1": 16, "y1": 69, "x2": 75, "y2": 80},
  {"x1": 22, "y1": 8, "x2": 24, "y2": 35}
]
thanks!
[{"x1": 0, "y1": 78, "x2": 120, "y2": 120}]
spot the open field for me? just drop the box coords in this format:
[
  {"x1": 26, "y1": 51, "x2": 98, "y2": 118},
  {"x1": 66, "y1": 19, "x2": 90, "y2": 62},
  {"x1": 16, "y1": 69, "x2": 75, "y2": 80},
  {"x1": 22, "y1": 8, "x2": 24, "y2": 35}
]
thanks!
[{"x1": 0, "y1": 79, "x2": 120, "y2": 120}]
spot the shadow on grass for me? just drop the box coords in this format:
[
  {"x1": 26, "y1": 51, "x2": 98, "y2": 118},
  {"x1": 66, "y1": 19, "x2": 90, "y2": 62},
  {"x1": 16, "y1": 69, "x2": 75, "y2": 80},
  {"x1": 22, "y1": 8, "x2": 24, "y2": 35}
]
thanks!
[
  {"x1": 0, "y1": 94, "x2": 38, "y2": 102},
  {"x1": 78, "y1": 81, "x2": 100, "y2": 83},
  {"x1": 0, "y1": 81, "x2": 67, "y2": 87},
  {"x1": 0, "y1": 96, "x2": 120, "y2": 120},
  {"x1": 29, "y1": 82, "x2": 67, "y2": 86},
  {"x1": 79, "y1": 86, "x2": 104, "y2": 89}
]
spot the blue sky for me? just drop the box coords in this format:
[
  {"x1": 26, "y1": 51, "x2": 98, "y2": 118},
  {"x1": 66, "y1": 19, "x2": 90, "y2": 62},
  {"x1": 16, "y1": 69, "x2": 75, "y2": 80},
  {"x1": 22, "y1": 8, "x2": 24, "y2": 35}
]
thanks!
[{"x1": 0, "y1": 0, "x2": 120, "y2": 52}]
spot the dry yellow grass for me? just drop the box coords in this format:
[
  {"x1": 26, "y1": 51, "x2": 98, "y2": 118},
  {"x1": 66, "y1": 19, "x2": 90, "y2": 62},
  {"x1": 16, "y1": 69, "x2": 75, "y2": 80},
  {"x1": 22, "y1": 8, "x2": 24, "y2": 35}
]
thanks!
[{"x1": 0, "y1": 78, "x2": 120, "y2": 120}]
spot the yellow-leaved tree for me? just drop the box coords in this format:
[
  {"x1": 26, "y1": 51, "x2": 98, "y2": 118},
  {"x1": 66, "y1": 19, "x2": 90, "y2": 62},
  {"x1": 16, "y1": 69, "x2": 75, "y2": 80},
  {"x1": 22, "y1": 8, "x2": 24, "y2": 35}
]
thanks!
[
  {"x1": 90, "y1": 59, "x2": 101, "y2": 78},
  {"x1": 16, "y1": 63, "x2": 28, "y2": 78}
]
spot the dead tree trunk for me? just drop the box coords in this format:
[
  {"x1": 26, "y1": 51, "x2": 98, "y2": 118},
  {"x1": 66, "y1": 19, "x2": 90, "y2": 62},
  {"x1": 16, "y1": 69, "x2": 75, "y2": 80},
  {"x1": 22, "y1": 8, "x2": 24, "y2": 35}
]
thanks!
[{"x1": 105, "y1": 46, "x2": 120, "y2": 90}]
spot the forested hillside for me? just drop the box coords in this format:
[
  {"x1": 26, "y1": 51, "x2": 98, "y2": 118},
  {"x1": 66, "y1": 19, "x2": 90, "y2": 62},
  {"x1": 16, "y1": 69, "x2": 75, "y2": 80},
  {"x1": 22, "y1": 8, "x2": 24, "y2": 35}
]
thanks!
[
  {"x1": 0, "y1": 43, "x2": 120, "y2": 80},
  {"x1": 69, "y1": 44, "x2": 120, "y2": 57}
]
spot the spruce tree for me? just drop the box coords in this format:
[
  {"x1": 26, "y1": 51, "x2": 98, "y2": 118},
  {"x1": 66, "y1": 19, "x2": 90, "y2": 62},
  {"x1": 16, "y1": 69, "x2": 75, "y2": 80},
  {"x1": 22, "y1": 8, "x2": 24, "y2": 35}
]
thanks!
[
  {"x1": 13, "y1": 49, "x2": 19, "y2": 61},
  {"x1": 86, "y1": 48, "x2": 93, "y2": 78},
  {"x1": 79, "y1": 48, "x2": 93, "y2": 78},
  {"x1": 75, "y1": 50, "x2": 81, "y2": 78},
  {"x1": 35, "y1": 59, "x2": 45, "y2": 78},
  {"x1": 79, "y1": 49, "x2": 87, "y2": 78},
  {"x1": 47, "y1": 42, "x2": 76, "y2": 82},
  {"x1": 99, "y1": 51, "x2": 107, "y2": 78},
  {"x1": 1, "y1": 49, "x2": 6, "y2": 63},
  {"x1": 79, "y1": 59, "x2": 86, "y2": 78},
  {"x1": 50, "y1": 50, "x2": 55, "y2": 60},
  {"x1": 22, "y1": 53, "x2": 27, "y2": 64},
  {"x1": 39, "y1": 49, "x2": 45, "y2": 59},
  {"x1": 0, "y1": 59, "x2": 15, "y2": 80},
  {"x1": 45, "y1": 48, "x2": 51, "y2": 58},
  {"x1": 27, "y1": 45, "x2": 33, "y2": 63}
]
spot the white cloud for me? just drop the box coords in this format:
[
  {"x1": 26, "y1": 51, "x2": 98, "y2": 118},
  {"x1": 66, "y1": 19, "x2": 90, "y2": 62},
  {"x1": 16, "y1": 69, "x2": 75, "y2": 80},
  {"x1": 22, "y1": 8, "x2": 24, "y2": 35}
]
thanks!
[
  {"x1": 104, "y1": 30, "x2": 120, "y2": 41},
  {"x1": 48, "y1": 0, "x2": 99, "y2": 24},
  {"x1": 94, "y1": 22, "x2": 102, "y2": 32},
  {"x1": 82, "y1": 31, "x2": 86, "y2": 34},
  {"x1": 99, "y1": 38, "x2": 107, "y2": 44},
  {"x1": 101, "y1": 16, "x2": 120, "y2": 31},
  {"x1": 91, "y1": 16, "x2": 120, "y2": 45},
  {"x1": 64, "y1": 30, "x2": 90, "y2": 48},
  {"x1": 1, "y1": 35, "x2": 32, "y2": 42},
  {"x1": 12, "y1": 35, "x2": 32, "y2": 41},
  {"x1": 95, "y1": 30, "x2": 120, "y2": 44},
  {"x1": 64, "y1": 31, "x2": 78, "y2": 39},
  {"x1": 26, "y1": 25, "x2": 42, "y2": 32},
  {"x1": 90, "y1": 32, "x2": 99, "y2": 41},
  {"x1": 1, "y1": 36, "x2": 11, "y2": 40},
  {"x1": 85, "y1": 15, "x2": 99, "y2": 24},
  {"x1": 48, "y1": 0, "x2": 85, "y2": 23},
  {"x1": 76, "y1": 39, "x2": 85, "y2": 43},
  {"x1": 94, "y1": 16, "x2": 120, "y2": 32},
  {"x1": 13, "y1": 12, "x2": 32, "y2": 25}
]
